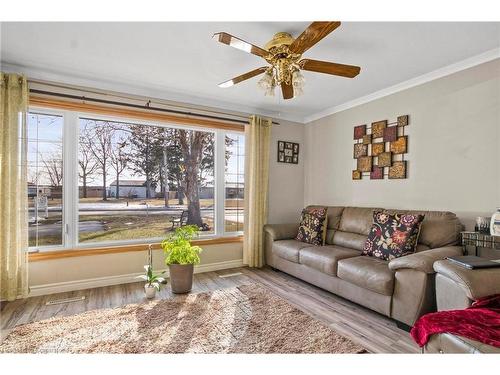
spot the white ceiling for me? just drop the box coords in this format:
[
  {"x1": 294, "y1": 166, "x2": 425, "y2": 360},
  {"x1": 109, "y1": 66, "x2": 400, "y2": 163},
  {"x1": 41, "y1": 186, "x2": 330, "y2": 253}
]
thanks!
[{"x1": 1, "y1": 22, "x2": 499, "y2": 122}]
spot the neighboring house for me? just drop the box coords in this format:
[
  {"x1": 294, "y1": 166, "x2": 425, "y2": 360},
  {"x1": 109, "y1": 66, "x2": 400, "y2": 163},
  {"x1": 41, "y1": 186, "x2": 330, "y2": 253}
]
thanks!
[
  {"x1": 225, "y1": 182, "x2": 244, "y2": 199},
  {"x1": 108, "y1": 179, "x2": 156, "y2": 198},
  {"x1": 27, "y1": 182, "x2": 51, "y2": 198},
  {"x1": 166, "y1": 185, "x2": 244, "y2": 200}
]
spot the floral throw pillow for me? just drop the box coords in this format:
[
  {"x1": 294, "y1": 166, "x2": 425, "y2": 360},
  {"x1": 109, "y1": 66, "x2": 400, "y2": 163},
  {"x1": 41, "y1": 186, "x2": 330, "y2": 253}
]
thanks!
[
  {"x1": 362, "y1": 211, "x2": 425, "y2": 261},
  {"x1": 296, "y1": 207, "x2": 328, "y2": 246}
]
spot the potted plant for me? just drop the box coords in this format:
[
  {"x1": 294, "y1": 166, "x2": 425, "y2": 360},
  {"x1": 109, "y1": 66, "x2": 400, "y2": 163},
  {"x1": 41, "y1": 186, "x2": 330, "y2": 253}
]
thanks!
[
  {"x1": 161, "y1": 225, "x2": 202, "y2": 294},
  {"x1": 137, "y1": 244, "x2": 165, "y2": 299}
]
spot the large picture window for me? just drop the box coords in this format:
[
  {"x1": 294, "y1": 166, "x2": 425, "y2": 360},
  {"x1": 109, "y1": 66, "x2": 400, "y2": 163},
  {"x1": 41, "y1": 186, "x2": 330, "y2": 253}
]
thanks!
[{"x1": 27, "y1": 108, "x2": 244, "y2": 251}]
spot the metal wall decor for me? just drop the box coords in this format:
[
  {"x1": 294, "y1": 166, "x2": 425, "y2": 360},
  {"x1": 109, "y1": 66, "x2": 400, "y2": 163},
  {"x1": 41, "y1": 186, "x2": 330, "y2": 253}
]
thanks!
[
  {"x1": 352, "y1": 115, "x2": 410, "y2": 180},
  {"x1": 278, "y1": 141, "x2": 299, "y2": 164}
]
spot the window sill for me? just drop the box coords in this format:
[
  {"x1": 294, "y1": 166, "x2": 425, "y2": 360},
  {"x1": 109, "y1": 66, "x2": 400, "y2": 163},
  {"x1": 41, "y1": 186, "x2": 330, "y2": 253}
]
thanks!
[{"x1": 28, "y1": 235, "x2": 244, "y2": 262}]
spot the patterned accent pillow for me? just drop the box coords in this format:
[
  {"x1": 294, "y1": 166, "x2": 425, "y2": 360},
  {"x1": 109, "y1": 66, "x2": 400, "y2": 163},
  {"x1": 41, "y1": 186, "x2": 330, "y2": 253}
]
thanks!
[
  {"x1": 296, "y1": 207, "x2": 328, "y2": 246},
  {"x1": 362, "y1": 211, "x2": 425, "y2": 260}
]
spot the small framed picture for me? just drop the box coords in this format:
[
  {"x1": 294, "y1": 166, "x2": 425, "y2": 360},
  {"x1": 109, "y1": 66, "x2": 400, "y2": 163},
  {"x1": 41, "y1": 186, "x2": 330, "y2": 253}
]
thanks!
[{"x1": 277, "y1": 140, "x2": 299, "y2": 164}]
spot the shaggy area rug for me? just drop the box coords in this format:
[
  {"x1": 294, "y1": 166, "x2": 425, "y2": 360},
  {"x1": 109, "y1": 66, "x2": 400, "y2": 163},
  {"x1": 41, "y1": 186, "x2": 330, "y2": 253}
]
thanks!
[{"x1": 0, "y1": 284, "x2": 365, "y2": 353}]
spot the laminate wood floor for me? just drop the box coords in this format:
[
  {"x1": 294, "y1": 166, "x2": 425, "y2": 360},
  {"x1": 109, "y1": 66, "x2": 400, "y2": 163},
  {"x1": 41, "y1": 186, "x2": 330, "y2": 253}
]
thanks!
[{"x1": 0, "y1": 267, "x2": 419, "y2": 353}]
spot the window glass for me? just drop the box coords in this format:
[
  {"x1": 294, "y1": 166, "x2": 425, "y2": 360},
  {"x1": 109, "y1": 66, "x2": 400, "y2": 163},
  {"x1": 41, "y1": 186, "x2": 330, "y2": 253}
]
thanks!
[
  {"x1": 27, "y1": 113, "x2": 64, "y2": 247},
  {"x1": 78, "y1": 118, "x2": 215, "y2": 244},
  {"x1": 224, "y1": 134, "x2": 245, "y2": 232}
]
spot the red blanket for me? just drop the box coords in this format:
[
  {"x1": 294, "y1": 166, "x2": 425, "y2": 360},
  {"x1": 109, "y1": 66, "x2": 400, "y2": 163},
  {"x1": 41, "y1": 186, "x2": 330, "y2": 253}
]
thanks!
[{"x1": 410, "y1": 294, "x2": 500, "y2": 348}]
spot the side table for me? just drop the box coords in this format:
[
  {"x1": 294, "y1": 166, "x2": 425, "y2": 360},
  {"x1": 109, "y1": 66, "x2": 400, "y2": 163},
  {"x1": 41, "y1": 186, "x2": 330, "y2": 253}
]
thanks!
[{"x1": 461, "y1": 231, "x2": 500, "y2": 257}]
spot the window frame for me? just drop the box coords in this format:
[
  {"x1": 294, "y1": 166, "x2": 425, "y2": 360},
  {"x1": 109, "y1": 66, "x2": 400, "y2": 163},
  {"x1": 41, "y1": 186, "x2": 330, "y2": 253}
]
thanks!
[
  {"x1": 28, "y1": 105, "x2": 244, "y2": 253},
  {"x1": 26, "y1": 108, "x2": 68, "y2": 252}
]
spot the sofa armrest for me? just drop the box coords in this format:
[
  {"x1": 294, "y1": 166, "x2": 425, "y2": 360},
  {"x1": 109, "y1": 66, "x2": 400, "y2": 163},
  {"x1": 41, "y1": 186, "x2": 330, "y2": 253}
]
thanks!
[
  {"x1": 388, "y1": 246, "x2": 462, "y2": 274},
  {"x1": 433, "y1": 260, "x2": 500, "y2": 300},
  {"x1": 263, "y1": 223, "x2": 299, "y2": 241}
]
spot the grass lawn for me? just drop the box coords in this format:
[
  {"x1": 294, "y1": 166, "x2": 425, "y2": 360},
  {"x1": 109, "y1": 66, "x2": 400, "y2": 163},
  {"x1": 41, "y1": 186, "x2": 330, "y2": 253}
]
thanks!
[
  {"x1": 28, "y1": 215, "x2": 63, "y2": 247},
  {"x1": 78, "y1": 214, "x2": 215, "y2": 243},
  {"x1": 29, "y1": 234, "x2": 62, "y2": 247},
  {"x1": 29, "y1": 212, "x2": 241, "y2": 248}
]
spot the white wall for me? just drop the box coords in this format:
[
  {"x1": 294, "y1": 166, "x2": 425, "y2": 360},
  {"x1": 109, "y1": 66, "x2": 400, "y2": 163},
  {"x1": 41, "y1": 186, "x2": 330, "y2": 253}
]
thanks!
[
  {"x1": 268, "y1": 119, "x2": 305, "y2": 224},
  {"x1": 304, "y1": 59, "x2": 500, "y2": 229},
  {"x1": 29, "y1": 242, "x2": 243, "y2": 294}
]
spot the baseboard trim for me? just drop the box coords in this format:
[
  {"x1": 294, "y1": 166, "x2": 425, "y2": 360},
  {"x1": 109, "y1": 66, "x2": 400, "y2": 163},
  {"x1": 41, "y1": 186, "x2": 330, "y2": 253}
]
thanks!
[{"x1": 28, "y1": 259, "x2": 245, "y2": 297}]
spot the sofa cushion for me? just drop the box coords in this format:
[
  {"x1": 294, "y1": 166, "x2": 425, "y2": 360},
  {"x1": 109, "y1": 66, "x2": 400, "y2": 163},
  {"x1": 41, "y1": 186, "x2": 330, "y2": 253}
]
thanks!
[
  {"x1": 384, "y1": 209, "x2": 462, "y2": 248},
  {"x1": 296, "y1": 207, "x2": 328, "y2": 246},
  {"x1": 307, "y1": 205, "x2": 344, "y2": 230},
  {"x1": 339, "y1": 207, "x2": 382, "y2": 236},
  {"x1": 331, "y1": 231, "x2": 367, "y2": 251},
  {"x1": 273, "y1": 240, "x2": 312, "y2": 263},
  {"x1": 299, "y1": 245, "x2": 361, "y2": 276},
  {"x1": 337, "y1": 256, "x2": 395, "y2": 295},
  {"x1": 308, "y1": 206, "x2": 344, "y2": 245},
  {"x1": 362, "y1": 211, "x2": 425, "y2": 260}
]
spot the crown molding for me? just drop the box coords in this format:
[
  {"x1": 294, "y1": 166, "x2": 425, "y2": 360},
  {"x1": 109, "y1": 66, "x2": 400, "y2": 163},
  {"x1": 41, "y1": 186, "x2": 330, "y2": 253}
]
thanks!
[
  {"x1": 0, "y1": 61, "x2": 305, "y2": 123},
  {"x1": 304, "y1": 47, "x2": 500, "y2": 124}
]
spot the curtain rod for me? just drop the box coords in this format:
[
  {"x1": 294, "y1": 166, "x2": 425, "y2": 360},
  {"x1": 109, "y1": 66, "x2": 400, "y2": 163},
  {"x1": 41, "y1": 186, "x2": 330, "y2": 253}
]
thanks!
[{"x1": 28, "y1": 89, "x2": 280, "y2": 126}]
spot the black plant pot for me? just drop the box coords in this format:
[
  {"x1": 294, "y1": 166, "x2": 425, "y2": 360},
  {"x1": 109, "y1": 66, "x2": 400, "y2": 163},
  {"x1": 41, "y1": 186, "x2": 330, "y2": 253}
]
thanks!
[{"x1": 168, "y1": 264, "x2": 194, "y2": 294}]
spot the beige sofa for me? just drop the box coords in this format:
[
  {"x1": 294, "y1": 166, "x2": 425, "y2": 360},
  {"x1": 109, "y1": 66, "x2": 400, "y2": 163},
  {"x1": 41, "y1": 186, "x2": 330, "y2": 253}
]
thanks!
[{"x1": 264, "y1": 206, "x2": 464, "y2": 327}]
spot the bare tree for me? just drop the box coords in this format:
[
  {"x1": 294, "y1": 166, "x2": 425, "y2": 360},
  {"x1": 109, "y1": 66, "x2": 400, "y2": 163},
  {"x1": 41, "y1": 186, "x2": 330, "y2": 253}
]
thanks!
[
  {"x1": 40, "y1": 146, "x2": 63, "y2": 187},
  {"x1": 85, "y1": 120, "x2": 114, "y2": 201},
  {"x1": 178, "y1": 129, "x2": 209, "y2": 227},
  {"x1": 79, "y1": 127, "x2": 99, "y2": 198},
  {"x1": 110, "y1": 138, "x2": 129, "y2": 199},
  {"x1": 27, "y1": 168, "x2": 43, "y2": 186}
]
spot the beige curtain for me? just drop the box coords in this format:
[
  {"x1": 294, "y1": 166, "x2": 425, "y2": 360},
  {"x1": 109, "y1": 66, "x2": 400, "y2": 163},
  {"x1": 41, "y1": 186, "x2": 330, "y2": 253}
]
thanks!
[
  {"x1": 0, "y1": 72, "x2": 29, "y2": 301},
  {"x1": 243, "y1": 115, "x2": 272, "y2": 267}
]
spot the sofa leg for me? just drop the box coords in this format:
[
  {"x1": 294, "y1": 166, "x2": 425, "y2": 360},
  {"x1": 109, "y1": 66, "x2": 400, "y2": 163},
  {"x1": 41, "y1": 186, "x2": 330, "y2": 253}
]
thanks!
[{"x1": 396, "y1": 321, "x2": 412, "y2": 332}]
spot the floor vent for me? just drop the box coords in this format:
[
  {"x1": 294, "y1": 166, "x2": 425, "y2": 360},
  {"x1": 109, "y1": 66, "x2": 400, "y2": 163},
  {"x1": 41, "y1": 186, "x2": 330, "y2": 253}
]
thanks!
[
  {"x1": 46, "y1": 296, "x2": 86, "y2": 306},
  {"x1": 218, "y1": 272, "x2": 243, "y2": 278}
]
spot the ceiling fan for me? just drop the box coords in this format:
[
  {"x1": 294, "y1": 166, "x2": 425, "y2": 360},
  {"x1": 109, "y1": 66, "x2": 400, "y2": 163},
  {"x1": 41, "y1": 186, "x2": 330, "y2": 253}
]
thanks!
[{"x1": 213, "y1": 22, "x2": 361, "y2": 100}]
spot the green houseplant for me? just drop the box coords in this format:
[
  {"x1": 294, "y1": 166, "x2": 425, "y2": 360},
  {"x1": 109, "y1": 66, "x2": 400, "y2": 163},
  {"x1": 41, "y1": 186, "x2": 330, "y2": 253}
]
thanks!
[
  {"x1": 137, "y1": 244, "x2": 166, "y2": 299},
  {"x1": 161, "y1": 225, "x2": 202, "y2": 293}
]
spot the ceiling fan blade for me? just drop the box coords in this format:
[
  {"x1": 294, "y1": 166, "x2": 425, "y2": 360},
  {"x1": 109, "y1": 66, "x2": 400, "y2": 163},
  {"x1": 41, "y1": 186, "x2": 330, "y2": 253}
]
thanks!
[
  {"x1": 299, "y1": 59, "x2": 361, "y2": 78},
  {"x1": 213, "y1": 32, "x2": 269, "y2": 58},
  {"x1": 218, "y1": 67, "x2": 268, "y2": 88},
  {"x1": 289, "y1": 22, "x2": 341, "y2": 54},
  {"x1": 281, "y1": 82, "x2": 294, "y2": 100}
]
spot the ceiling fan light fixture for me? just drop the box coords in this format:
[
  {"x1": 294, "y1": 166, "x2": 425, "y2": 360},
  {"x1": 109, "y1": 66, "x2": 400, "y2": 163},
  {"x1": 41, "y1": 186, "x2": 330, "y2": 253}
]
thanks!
[
  {"x1": 264, "y1": 85, "x2": 276, "y2": 97},
  {"x1": 292, "y1": 69, "x2": 305, "y2": 86},
  {"x1": 257, "y1": 70, "x2": 274, "y2": 91},
  {"x1": 214, "y1": 22, "x2": 360, "y2": 100},
  {"x1": 292, "y1": 69, "x2": 305, "y2": 96},
  {"x1": 294, "y1": 86, "x2": 304, "y2": 96}
]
